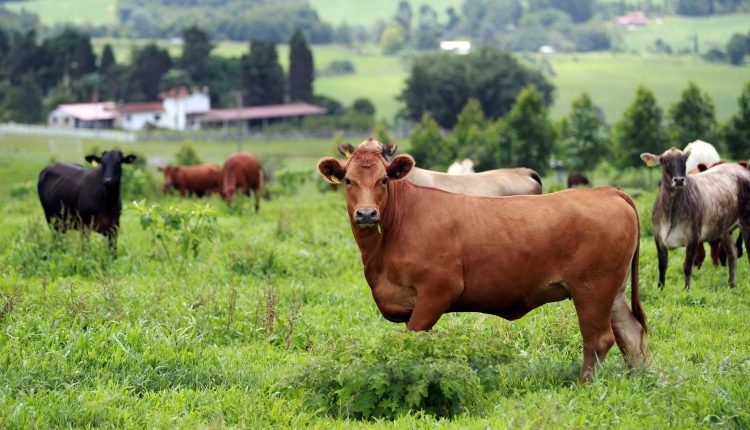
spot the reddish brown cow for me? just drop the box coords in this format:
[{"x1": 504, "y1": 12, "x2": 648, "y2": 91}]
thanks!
[
  {"x1": 159, "y1": 164, "x2": 222, "y2": 197},
  {"x1": 318, "y1": 139, "x2": 648, "y2": 382},
  {"x1": 222, "y1": 152, "x2": 264, "y2": 212}
]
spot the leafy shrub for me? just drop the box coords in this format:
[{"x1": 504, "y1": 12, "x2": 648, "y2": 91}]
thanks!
[
  {"x1": 130, "y1": 201, "x2": 216, "y2": 271},
  {"x1": 322, "y1": 60, "x2": 356, "y2": 76},
  {"x1": 175, "y1": 144, "x2": 202, "y2": 166},
  {"x1": 289, "y1": 330, "x2": 511, "y2": 419},
  {"x1": 8, "y1": 181, "x2": 35, "y2": 199},
  {"x1": 268, "y1": 170, "x2": 310, "y2": 197}
]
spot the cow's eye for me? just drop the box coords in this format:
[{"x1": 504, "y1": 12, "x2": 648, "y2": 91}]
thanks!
[
  {"x1": 344, "y1": 178, "x2": 352, "y2": 185},
  {"x1": 381, "y1": 177, "x2": 389, "y2": 186}
]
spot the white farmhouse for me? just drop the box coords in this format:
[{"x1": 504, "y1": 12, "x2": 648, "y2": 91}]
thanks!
[{"x1": 48, "y1": 86, "x2": 211, "y2": 131}]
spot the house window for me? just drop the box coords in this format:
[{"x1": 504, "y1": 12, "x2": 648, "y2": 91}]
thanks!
[
  {"x1": 154, "y1": 114, "x2": 161, "y2": 121},
  {"x1": 127, "y1": 114, "x2": 132, "y2": 121}
]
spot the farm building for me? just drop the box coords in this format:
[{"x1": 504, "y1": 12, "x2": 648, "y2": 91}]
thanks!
[
  {"x1": 47, "y1": 102, "x2": 117, "y2": 129},
  {"x1": 200, "y1": 103, "x2": 327, "y2": 132},
  {"x1": 48, "y1": 87, "x2": 211, "y2": 132}
]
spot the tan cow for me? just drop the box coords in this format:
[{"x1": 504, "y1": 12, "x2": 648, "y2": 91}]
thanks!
[
  {"x1": 320, "y1": 139, "x2": 648, "y2": 382},
  {"x1": 339, "y1": 142, "x2": 541, "y2": 196}
]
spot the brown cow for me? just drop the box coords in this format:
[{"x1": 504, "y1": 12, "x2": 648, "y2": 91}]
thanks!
[
  {"x1": 319, "y1": 139, "x2": 647, "y2": 382},
  {"x1": 641, "y1": 148, "x2": 750, "y2": 289},
  {"x1": 339, "y1": 143, "x2": 541, "y2": 196},
  {"x1": 159, "y1": 164, "x2": 222, "y2": 197},
  {"x1": 222, "y1": 152, "x2": 264, "y2": 212},
  {"x1": 567, "y1": 172, "x2": 591, "y2": 188}
]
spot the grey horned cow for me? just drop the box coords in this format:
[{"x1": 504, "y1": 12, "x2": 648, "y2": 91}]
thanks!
[{"x1": 641, "y1": 147, "x2": 750, "y2": 289}]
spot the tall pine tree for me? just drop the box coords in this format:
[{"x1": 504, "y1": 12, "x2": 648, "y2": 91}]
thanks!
[
  {"x1": 668, "y1": 81, "x2": 717, "y2": 146},
  {"x1": 180, "y1": 26, "x2": 214, "y2": 85},
  {"x1": 613, "y1": 86, "x2": 668, "y2": 168},
  {"x1": 559, "y1": 93, "x2": 609, "y2": 172},
  {"x1": 241, "y1": 40, "x2": 285, "y2": 106},
  {"x1": 288, "y1": 29, "x2": 313, "y2": 103},
  {"x1": 99, "y1": 43, "x2": 116, "y2": 72},
  {"x1": 724, "y1": 81, "x2": 750, "y2": 160}
]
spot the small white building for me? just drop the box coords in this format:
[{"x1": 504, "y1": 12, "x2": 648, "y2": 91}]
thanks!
[
  {"x1": 48, "y1": 86, "x2": 211, "y2": 131},
  {"x1": 440, "y1": 41, "x2": 471, "y2": 55},
  {"x1": 48, "y1": 102, "x2": 117, "y2": 129}
]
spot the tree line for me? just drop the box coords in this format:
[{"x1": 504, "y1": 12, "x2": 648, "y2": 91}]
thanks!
[
  {"x1": 0, "y1": 24, "x2": 330, "y2": 123},
  {"x1": 403, "y1": 48, "x2": 750, "y2": 175}
]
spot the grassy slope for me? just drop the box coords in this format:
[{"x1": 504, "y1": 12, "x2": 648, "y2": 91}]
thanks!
[
  {"x1": 309, "y1": 0, "x2": 463, "y2": 26},
  {"x1": 619, "y1": 13, "x2": 750, "y2": 52},
  {"x1": 3, "y1": 0, "x2": 117, "y2": 25},
  {"x1": 0, "y1": 135, "x2": 749, "y2": 427},
  {"x1": 548, "y1": 52, "x2": 750, "y2": 121}
]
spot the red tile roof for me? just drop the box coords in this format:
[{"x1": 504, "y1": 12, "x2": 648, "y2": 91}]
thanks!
[
  {"x1": 204, "y1": 103, "x2": 326, "y2": 121},
  {"x1": 117, "y1": 102, "x2": 164, "y2": 114}
]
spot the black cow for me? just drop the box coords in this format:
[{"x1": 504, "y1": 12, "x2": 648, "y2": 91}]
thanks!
[{"x1": 37, "y1": 151, "x2": 136, "y2": 254}]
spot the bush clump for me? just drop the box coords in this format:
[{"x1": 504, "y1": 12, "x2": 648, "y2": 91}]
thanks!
[{"x1": 289, "y1": 330, "x2": 511, "y2": 419}]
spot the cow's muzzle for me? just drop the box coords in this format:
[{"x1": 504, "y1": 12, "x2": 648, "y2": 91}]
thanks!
[
  {"x1": 354, "y1": 207, "x2": 379, "y2": 226},
  {"x1": 671, "y1": 176, "x2": 686, "y2": 188},
  {"x1": 103, "y1": 177, "x2": 119, "y2": 186}
]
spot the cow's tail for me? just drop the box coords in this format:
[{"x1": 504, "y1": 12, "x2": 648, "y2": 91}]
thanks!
[{"x1": 617, "y1": 189, "x2": 647, "y2": 332}]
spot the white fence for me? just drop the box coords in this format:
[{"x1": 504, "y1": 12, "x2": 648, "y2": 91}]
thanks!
[{"x1": 0, "y1": 123, "x2": 137, "y2": 142}]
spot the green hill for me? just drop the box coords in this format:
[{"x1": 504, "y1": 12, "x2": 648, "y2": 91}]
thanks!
[{"x1": 3, "y1": 0, "x2": 117, "y2": 25}]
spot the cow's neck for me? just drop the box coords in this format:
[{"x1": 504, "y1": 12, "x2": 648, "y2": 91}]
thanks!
[
  {"x1": 350, "y1": 180, "x2": 411, "y2": 268},
  {"x1": 93, "y1": 169, "x2": 122, "y2": 210},
  {"x1": 658, "y1": 179, "x2": 698, "y2": 226}
]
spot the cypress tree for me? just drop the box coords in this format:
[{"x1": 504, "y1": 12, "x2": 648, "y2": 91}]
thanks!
[
  {"x1": 288, "y1": 29, "x2": 314, "y2": 103},
  {"x1": 668, "y1": 82, "x2": 717, "y2": 146},
  {"x1": 613, "y1": 86, "x2": 668, "y2": 168},
  {"x1": 240, "y1": 40, "x2": 285, "y2": 106},
  {"x1": 100, "y1": 43, "x2": 116, "y2": 72}
]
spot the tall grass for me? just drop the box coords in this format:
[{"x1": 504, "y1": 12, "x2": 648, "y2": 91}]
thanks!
[{"x1": 0, "y1": 145, "x2": 749, "y2": 427}]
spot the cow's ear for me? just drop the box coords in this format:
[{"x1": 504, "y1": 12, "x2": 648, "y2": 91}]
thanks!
[
  {"x1": 85, "y1": 154, "x2": 101, "y2": 164},
  {"x1": 739, "y1": 160, "x2": 749, "y2": 170},
  {"x1": 384, "y1": 143, "x2": 398, "y2": 157},
  {"x1": 386, "y1": 155, "x2": 414, "y2": 180},
  {"x1": 697, "y1": 163, "x2": 709, "y2": 172},
  {"x1": 640, "y1": 153, "x2": 660, "y2": 167},
  {"x1": 318, "y1": 157, "x2": 345, "y2": 184},
  {"x1": 123, "y1": 154, "x2": 137, "y2": 164},
  {"x1": 338, "y1": 143, "x2": 355, "y2": 159}
]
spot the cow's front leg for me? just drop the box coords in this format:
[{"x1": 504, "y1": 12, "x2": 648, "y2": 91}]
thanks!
[
  {"x1": 683, "y1": 240, "x2": 699, "y2": 290},
  {"x1": 405, "y1": 285, "x2": 460, "y2": 331},
  {"x1": 656, "y1": 239, "x2": 668, "y2": 289}
]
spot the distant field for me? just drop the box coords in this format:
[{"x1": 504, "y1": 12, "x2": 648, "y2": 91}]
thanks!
[
  {"x1": 617, "y1": 13, "x2": 750, "y2": 53},
  {"x1": 309, "y1": 0, "x2": 462, "y2": 26},
  {"x1": 548, "y1": 52, "x2": 750, "y2": 121},
  {"x1": 3, "y1": 0, "x2": 116, "y2": 25}
]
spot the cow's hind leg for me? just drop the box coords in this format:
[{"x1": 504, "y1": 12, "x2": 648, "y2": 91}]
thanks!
[
  {"x1": 572, "y1": 287, "x2": 616, "y2": 383},
  {"x1": 611, "y1": 293, "x2": 648, "y2": 371},
  {"x1": 720, "y1": 233, "x2": 737, "y2": 288}
]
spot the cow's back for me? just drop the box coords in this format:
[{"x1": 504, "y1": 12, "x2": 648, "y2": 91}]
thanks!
[
  {"x1": 38, "y1": 163, "x2": 88, "y2": 213},
  {"x1": 177, "y1": 164, "x2": 222, "y2": 193},
  {"x1": 406, "y1": 167, "x2": 541, "y2": 196},
  {"x1": 692, "y1": 163, "x2": 750, "y2": 239},
  {"x1": 223, "y1": 153, "x2": 261, "y2": 191}
]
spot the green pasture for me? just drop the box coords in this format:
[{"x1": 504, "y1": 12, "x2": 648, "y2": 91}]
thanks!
[
  {"x1": 0, "y1": 134, "x2": 749, "y2": 427},
  {"x1": 3, "y1": 0, "x2": 117, "y2": 25},
  {"x1": 617, "y1": 13, "x2": 750, "y2": 53},
  {"x1": 309, "y1": 0, "x2": 463, "y2": 26},
  {"x1": 547, "y1": 52, "x2": 750, "y2": 121}
]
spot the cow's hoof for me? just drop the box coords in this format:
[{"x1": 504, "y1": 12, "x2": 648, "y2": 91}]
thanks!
[
  {"x1": 729, "y1": 283, "x2": 736, "y2": 289},
  {"x1": 683, "y1": 285, "x2": 691, "y2": 291}
]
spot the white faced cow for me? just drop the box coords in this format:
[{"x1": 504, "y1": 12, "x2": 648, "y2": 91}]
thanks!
[{"x1": 641, "y1": 147, "x2": 750, "y2": 289}]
